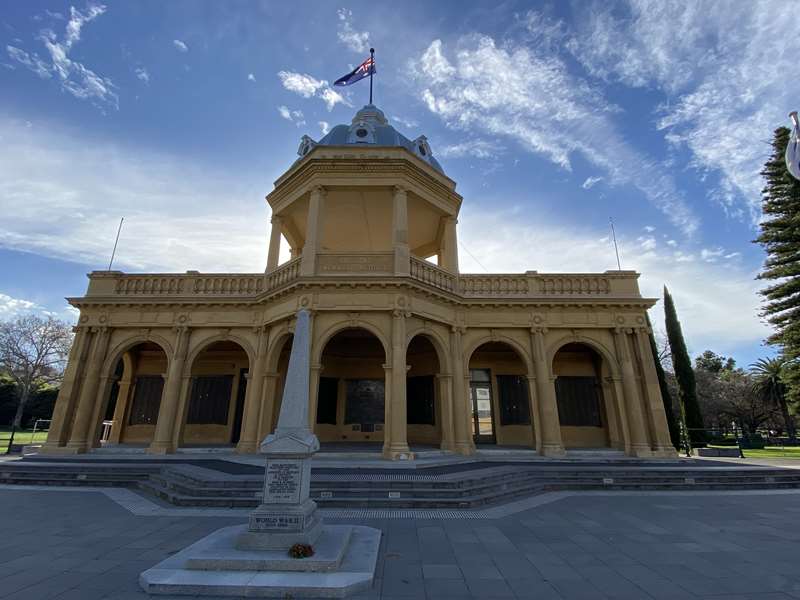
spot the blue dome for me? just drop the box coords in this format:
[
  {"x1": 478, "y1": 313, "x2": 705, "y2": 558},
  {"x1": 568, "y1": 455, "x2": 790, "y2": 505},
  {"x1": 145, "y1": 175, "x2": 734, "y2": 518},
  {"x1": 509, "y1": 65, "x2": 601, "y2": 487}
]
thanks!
[{"x1": 296, "y1": 105, "x2": 444, "y2": 174}]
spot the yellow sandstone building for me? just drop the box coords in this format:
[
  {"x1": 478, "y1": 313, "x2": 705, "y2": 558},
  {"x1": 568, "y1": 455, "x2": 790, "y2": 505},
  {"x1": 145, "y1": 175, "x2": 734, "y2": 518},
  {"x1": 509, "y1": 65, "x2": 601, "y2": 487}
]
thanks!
[{"x1": 43, "y1": 105, "x2": 676, "y2": 460}]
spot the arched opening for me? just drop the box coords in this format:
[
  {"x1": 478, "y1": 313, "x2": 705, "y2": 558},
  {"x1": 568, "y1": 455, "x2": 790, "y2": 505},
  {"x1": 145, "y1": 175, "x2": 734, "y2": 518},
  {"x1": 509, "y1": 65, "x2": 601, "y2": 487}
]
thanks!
[
  {"x1": 467, "y1": 341, "x2": 534, "y2": 447},
  {"x1": 406, "y1": 335, "x2": 441, "y2": 447},
  {"x1": 104, "y1": 342, "x2": 169, "y2": 447},
  {"x1": 553, "y1": 343, "x2": 611, "y2": 448},
  {"x1": 315, "y1": 328, "x2": 387, "y2": 444},
  {"x1": 179, "y1": 340, "x2": 250, "y2": 447}
]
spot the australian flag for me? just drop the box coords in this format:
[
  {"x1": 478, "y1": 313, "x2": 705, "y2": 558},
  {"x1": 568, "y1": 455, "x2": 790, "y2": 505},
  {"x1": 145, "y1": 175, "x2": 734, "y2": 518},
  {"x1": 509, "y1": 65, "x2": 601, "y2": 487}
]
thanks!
[{"x1": 334, "y1": 56, "x2": 376, "y2": 87}]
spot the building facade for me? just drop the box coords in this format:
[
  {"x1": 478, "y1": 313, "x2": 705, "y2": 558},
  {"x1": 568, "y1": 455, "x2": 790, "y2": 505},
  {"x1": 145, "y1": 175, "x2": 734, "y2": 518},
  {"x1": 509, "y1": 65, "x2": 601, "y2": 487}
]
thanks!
[{"x1": 42, "y1": 105, "x2": 676, "y2": 459}]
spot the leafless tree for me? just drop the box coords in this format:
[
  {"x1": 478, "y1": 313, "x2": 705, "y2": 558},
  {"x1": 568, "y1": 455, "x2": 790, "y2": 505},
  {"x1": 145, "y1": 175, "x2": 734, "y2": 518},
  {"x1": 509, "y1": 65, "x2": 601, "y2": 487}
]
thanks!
[
  {"x1": 0, "y1": 315, "x2": 73, "y2": 428},
  {"x1": 652, "y1": 327, "x2": 673, "y2": 372}
]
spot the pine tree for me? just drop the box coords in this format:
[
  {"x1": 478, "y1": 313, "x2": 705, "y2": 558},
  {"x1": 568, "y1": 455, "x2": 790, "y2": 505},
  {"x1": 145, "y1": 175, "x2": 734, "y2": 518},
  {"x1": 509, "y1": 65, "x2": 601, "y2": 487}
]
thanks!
[
  {"x1": 646, "y1": 314, "x2": 680, "y2": 448},
  {"x1": 755, "y1": 127, "x2": 800, "y2": 404},
  {"x1": 663, "y1": 286, "x2": 707, "y2": 446}
]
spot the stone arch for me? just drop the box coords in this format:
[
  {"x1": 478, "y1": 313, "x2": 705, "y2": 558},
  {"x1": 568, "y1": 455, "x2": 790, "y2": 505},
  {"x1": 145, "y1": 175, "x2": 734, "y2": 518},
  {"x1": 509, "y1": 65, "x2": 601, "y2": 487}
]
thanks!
[
  {"x1": 405, "y1": 325, "x2": 451, "y2": 375},
  {"x1": 180, "y1": 337, "x2": 252, "y2": 447},
  {"x1": 546, "y1": 333, "x2": 620, "y2": 379},
  {"x1": 101, "y1": 332, "x2": 173, "y2": 382},
  {"x1": 265, "y1": 326, "x2": 294, "y2": 373},
  {"x1": 549, "y1": 336, "x2": 622, "y2": 450},
  {"x1": 466, "y1": 335, "x2": 536, "y2": 448},
  {"x1": 184, "y1": 331, "x2": 256, "y2": 376},
  {"x1": 405, "y1": 331, "x2": 447, "y2": 447},
  {"x1": 313, "y1": 319, "x2": 390, "y2": 366}
]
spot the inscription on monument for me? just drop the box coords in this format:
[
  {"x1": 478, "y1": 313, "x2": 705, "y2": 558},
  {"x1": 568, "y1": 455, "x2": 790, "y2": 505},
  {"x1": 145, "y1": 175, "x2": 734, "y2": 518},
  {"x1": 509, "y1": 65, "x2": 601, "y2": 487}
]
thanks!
[
  {"x1": 249, "y1": 512, "x2": 303, "y2": 532},
  {"x1": 318, "y1": 254, "x2": 393, "y2": 274},
  {"x1": 265, "y1": 461, "x2": 301, "y2": 504}
]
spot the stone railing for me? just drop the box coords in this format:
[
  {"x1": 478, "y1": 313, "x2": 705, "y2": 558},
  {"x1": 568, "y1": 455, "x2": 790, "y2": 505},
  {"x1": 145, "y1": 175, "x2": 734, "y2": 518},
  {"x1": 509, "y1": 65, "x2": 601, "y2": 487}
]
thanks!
[
  {"x1": 459, "y1": 272, "x2": 631, "y2": 298},
  {"x1": 410, "y1": 257, "x2": 457, "y2": 293},
  {"x1": 460, "y1": 274, "x2": 530, "y2": 296},
  {"x1": 265, "y1": 257, "x2": 302, "y2": 290}
]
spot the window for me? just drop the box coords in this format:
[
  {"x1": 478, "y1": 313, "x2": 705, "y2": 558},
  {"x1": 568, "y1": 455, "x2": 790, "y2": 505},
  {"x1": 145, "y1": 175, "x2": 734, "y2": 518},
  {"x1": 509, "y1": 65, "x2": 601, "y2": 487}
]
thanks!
[
  {"x1": 187, "y1": 375, "x2": 233, "y2": 425},
  {"x1": 469, "y1": 369, "x2": 491, "y2": 383},
  {"x1": 128, "y1": 376, "x2": 164, "y2": 425},
  {"x1": 555, "y1": 376, "x2": 603, "y2": 427},
  {"x1": 316, "y1": 377, "x2": 338, "y2": 425},
  {"x1": 497, "y1": 375, "x2": 531, "y2": 425},
  {"x1": 407, "y1": 376, "x2": 435, "y2": 425},
  {"x1": 344, "y1": 379, "x2": 385, "y2": 425}
]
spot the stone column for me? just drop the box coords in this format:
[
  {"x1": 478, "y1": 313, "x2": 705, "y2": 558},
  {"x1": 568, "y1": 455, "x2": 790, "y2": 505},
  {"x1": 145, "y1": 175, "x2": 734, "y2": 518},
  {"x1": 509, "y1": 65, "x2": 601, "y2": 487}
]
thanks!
[
  {"x1": 440, "y1": 216, "x2": 459, "y2": 273},
  {"x1": 383, "y1": 310, "x2": 413, "y2": 459},
  {"x1": 525, "y1": 375, "x2": 542, "y2": 452},
  {"x1": 450, "y1": 326, "x2": 474, "y2": 455},
  {"x1": 148, "y1": 327, "x2": 190, "y2": 454},
  {"x1": 300, "y1": 186, "x2": 325, "y2": 277},
  {"x1": 237, "y1": 326, "x2": 269, "y2": 454},
  {"x1": 635, "y1": 327, "x2": 677, "y2": 456},
  {"x1": 531, "y1": 328, "x2": 565, "y2": 457},
  {"x1": 308, "y1": 363, "x2": 322, "y2": 429},
  {"x1": 614, "y1": 328, "x2": 652, "y2": 457},
  {"x1": 65, "y1": 327, "x2": 111, "y2": 453},
  {"x1": 266, "y1": 215, "x2": 283, "y2": 273},
  {"x1": 392, "y1": 186, "x2": 410, "y2": 276},
  {"x1": 436, "y1": 374, "x2": 455, "y2": 451},
  {"x1": 43, "y1": 326, "x2": 90, "y2": 450}
]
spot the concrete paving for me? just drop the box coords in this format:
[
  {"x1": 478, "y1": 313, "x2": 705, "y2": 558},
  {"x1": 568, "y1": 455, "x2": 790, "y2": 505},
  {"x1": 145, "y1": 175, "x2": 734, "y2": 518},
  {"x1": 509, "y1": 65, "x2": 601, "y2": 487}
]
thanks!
[{"x1": 0, "y1": 487, "x2": 800, "y2": 599}]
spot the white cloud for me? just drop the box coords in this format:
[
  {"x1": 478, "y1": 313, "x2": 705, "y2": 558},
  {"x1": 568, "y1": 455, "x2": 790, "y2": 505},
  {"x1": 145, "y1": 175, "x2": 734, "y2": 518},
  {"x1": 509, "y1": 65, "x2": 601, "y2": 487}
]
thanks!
[
  {"x1": 337, "y1": 8, "x2": 370, "y2": 53},
  {"x1": 0, "y1": 116, "x2": 273, "y2": 273},
  {"x1": 277, "y1": 106, "x2": 305, "y2": 127},
  {"x1": 319, "y1": 121, "x2": 330, "y2": 135},
  {"x1": 439, "y1": 140, "x2": 503, "y2": 159},
  {"x1": 457, "y1": 205, "x2": 770, "y2": 354},
  {"x1": 666, "y1": 239, "x2": 677, "y2": 247},
  {"x1": 582, "y1": 176, "x2": 603, "y2": 189},
  {"x1": 7, "y1": 4, "x2": 117, "y2": 110},
  {"x1": 643, "y1": 225, "x2": 655, "y2": 232},
  {"x1": 568, "y1": 0, "x2": 800, "y2": 222},
  {"x1": 412, "y1": 34, "x2": 698, "y2": 235},
  {"x1": 173, "y1": 39, "x2": 188, "y2": 52},
  {"x1": 134, "y1": 66, "x2": 149, "y2": 84},
  {"x1": 0, "y1": 292, "x2": 78, "y2": 323},
  {"x1": 247, "y1": 73, "x2": 256, "y2": 82},
  {"x1": 392, "y1": 115, "x2": 418, "y2": 129},
  {"x1": 277, "y1": 70, "x2": 348, "y2": 111}
]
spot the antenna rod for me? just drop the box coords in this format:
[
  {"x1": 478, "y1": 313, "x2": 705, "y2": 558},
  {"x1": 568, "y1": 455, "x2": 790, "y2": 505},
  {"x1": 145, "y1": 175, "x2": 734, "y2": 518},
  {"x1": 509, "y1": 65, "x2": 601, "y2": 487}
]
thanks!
[
  {"x1": 107, "y1": 217, "x2": 124, "y2": 270},
  {"x1": 609, "y1": 217, "x2": 622, "y2": 270},
  {"x1": 369, "y1": 47, "x2": 374, "y2": 105}
]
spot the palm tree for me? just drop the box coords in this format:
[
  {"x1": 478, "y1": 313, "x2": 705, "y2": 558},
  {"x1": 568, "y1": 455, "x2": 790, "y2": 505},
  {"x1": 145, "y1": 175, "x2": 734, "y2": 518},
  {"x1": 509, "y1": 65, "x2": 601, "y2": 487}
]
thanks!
[{"x1": 750, "y1": 357, "x2": 796, "y2": 441}]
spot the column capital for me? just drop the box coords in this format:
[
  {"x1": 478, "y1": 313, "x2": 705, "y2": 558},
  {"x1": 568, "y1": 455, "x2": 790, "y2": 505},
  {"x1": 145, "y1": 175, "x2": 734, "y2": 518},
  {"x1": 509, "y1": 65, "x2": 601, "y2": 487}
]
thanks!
[
  {"x1": 270, "y1": 214, "x2": 284, "y2": 226},
  {"x1": 392, "y1": 185, "x2": 407, "y2": 196},
  {"x1": 435, "y1": 373, "x2": 453, "y2": 380},
  {"x1": 530, "y1": 326, "x2": 548, "y2": 335},
  {"x1": 310, "y1": 185, "x2": 326, "y2": 197},
  {"x1": 310, "y1": 363, "x2": 323, "y2": 372},
  {"x1": 382, "y1": 363, "x2": 392, "y2": 371}
]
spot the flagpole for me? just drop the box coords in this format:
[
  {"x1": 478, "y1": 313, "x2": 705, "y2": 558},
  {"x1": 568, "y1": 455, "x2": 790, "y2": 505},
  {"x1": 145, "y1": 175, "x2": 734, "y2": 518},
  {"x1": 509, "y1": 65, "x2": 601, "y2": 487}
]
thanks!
[
  {"x1": 609, "y1": 217, "x2": 622, "y2": 270},
  {"x1": 369, "y1": 47, "x2": 374, "y2": 105},
  {"x1": 107, "y1": 217, "x2": 124, "y2": 271}
]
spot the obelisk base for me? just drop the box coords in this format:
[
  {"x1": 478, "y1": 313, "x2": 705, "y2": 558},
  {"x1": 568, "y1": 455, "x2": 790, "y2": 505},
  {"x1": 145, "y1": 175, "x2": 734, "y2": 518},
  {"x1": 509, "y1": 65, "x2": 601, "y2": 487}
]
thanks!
[{"x1": 236, "y1": 498, "x2": 323, "y2": 550}]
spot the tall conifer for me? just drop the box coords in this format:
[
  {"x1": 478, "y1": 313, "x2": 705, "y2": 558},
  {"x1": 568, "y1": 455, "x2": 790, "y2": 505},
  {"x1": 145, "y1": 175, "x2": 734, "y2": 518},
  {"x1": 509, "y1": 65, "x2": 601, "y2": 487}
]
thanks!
[
  {"x1": 663, "y1": 287, "x2": 707, "y2": 446},
  {"x1": 755, "y1": 127, "x2": 800, "y2": 403},
  {"x1": 646, "y1": 314, "x2": 680, "y2": 448}
]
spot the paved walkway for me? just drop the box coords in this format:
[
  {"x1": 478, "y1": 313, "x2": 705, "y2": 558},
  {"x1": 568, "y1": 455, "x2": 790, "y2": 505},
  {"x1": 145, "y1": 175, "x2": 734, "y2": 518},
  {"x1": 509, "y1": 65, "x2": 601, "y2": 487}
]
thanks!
[{"x1": 0, "y1": 488, "x2": 799, "y2": 600}]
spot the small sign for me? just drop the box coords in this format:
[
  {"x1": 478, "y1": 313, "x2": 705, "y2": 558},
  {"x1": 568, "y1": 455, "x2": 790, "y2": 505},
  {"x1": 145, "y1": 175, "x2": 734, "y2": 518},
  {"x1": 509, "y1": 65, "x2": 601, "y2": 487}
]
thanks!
[
  {"x1": 388, "y1": 491, "x2": 401, "y2": 498},
  {"x1": 684, "y1": 477, "x2": 695, "y2": 484},
  {"x1": 602, "y1": 478, "x2": 614, "y2": 485}
]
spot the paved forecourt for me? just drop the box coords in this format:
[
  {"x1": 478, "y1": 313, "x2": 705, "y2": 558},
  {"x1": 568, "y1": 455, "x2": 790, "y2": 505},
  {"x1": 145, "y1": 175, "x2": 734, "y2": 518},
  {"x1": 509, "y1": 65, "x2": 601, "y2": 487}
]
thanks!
[{"x1": 1, "y1": 487, "x2": 800, "y2": 599}]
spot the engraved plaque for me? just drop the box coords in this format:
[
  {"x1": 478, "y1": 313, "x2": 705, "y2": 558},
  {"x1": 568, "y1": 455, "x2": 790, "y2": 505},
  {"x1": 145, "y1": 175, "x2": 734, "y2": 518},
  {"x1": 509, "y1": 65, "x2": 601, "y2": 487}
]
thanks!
[
  {"x1": 249, "y1": 512, "x2": 303, "y2": 532},
  {"x1": 318, "y1": 253, "x2": 393, "y2": 274},
  {"x1": 264, "y1": 461, "x2": 301, "y2": 504}
]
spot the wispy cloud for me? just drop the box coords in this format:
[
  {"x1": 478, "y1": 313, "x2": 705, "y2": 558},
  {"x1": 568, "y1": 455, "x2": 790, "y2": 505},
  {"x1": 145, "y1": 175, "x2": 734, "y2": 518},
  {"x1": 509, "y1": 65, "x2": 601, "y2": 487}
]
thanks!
[
  {"x1": 173, "y1": 39, "x2": 188, "y2": 53},
  {"x1": 337, "y1": 8, "x2": 370, "y2": 53},
  {"x1": 134, "y1": 66, "x2": 149, "y2": 84},
  {"x1": 247, "y1": 73, "x2": 256, "y2": 82},
  {"x1": 582, "y1": 176, "x2": 603, "y2": 189},
  {"x1": 7, "y1": 4, "x2": 118, "y2": 110},
  {"x1": 568, "y1": 0, "x2": 800, "y2": 223},
  {"x1": 277, "y1": 70, "x2": 348, "y2": 111},
  {"x1": 439, "y1": 139, "x2": 503, "y2": 159},
  {"x1": 411, "y1": 34, "x2": 698, "y2": 235},
  {"x1": 0, "y1": 292, "x2": 77, "y2": 322},
  {"x1": 277, "y1": 105, "x2": 305, "y2": 126},
  {"x1": 318, "y1": 121, "x2": 330, "y2": 135}
]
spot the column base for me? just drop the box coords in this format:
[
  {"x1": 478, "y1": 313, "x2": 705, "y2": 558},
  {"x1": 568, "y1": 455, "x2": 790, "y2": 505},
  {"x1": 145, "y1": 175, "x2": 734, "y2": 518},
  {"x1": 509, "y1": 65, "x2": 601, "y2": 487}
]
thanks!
[
  {"x1": 452, "y1": 441, "x2": 476, "y2": 456},
  {"x1": 541, "y1": 443, "x2": 566, "y2": 458},
  {"x1": 39, "y1": 442, "x2": 86, "y2": 455},
  {"x1": 651, "y1": 445, "x2": 679, "y2": 458},
  {"x1": 235, "y1": 441, "x2": 259, "y2": 454},
  {"x1": 439, "y1": 440, "x2": 457, "y2": 452},
  {"x1": 146, "y1": 442, "x2": 175, "y2": 455},
  {"x1": 382, "y1": 444, "x2": 415, "y2": 460},
  {"x1": 626, "y1": 444, "x2": 654, "y2": 458}
]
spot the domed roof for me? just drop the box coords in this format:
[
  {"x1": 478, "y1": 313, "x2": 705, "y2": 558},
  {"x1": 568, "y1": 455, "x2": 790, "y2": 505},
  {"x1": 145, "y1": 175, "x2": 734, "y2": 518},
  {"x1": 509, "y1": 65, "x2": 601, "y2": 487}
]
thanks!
[{"x1": 296, "y1": 104, "x2": 444, "y2": 174}]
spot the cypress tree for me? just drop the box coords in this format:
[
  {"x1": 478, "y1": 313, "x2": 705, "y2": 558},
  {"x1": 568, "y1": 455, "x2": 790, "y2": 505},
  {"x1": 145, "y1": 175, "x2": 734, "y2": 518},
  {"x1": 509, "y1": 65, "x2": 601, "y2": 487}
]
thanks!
[
  {"x1": 663, "y1": 286, "x2": 707, "y2": 446},
  {"x1": 755, "y1": 127, "x2": 800, "y2": 404},
  {"x1": 646, "y1": 314, "x2": 680, "y2": 448}
]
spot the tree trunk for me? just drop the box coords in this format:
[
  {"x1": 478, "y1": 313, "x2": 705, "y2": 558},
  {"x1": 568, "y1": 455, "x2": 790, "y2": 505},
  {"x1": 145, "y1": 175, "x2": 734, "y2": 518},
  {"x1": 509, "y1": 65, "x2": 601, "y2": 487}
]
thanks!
[
  {"x1": 779, "y1": 396, "x2": 796, "y2": 441},
  {"x1": 12, "y1": 387, "x2": 30, "y2": 429}
]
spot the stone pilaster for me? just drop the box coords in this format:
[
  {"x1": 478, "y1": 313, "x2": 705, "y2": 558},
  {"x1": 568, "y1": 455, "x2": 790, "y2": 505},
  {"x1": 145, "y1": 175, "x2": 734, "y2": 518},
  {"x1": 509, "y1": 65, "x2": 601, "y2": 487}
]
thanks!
[
  {"x1": 308, "y1": 363, "x2": 322, "y2": 429},
  {"x1": 450, "y1": 326, "x2": 474, "y2": 455},
  {"x1": 107, "y1": 352, "x2": 135, "y2": 444},
  {"x1": 383, "y1": 310, "x2": 412, "y2": 459},
  {"x1": 436, "y1": 374, "x2": 455, "y2": 451},
  {"x1": 392, "y1": 186, "x2": 410, "y2": 276},
  {"x1": 635, "y1": 327, "x2": 678, "y2": 457},
  {"x1": 258, "y1": 372, "x2": 281, "y2": 441},
  {"x1": 237, "y1": 326, "x2": 269, "y2": 454},
  {"x1": 300, "y1": 186, "x2": 325, "y2": 277},
  {"x1": 614, "y1": 328, "x2": 652, "y2": 457},
  {"x1": 530, "y1": 327, "x2": 565, "y2": 457},
  {"x1": 148, "y1": 326, "x2": 190, "y2": 454},
  {"x1": 440, "y1": 216, "x2": 459, "y2": 273},
  {"x1": 525, "y1": 374, "x2": 542, "y2": 453},
  {"x1": 43, "y1": 326, "x2": 90, "y2": 450},
  {"x1": 65, "y1": 327, "x2": 111, "y2": 453}
]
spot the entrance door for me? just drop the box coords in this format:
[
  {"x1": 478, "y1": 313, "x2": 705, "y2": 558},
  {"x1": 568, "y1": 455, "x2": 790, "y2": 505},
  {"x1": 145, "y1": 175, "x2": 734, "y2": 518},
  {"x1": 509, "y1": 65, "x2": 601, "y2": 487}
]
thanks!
[{"x1": 469, "y1": 369, "x2": 495, "y2": 444}]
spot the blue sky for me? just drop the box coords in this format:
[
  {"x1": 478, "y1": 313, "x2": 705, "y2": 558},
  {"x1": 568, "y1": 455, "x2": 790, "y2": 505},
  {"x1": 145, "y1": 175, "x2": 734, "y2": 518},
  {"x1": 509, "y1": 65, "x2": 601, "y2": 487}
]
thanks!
[{"x1": 1, "y1": 1, "x2": 798, "y2": 367}]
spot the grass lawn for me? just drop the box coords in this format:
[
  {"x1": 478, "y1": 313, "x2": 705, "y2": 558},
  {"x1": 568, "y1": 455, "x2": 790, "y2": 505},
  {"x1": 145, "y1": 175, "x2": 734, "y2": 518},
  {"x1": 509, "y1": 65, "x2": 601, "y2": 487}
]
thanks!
[
  {"x1": 742, "y1": 446, "x2": 800, "y2": 459},
  {"x1": 0, "y1": 428, "x2": 49, "y2": 451}
]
